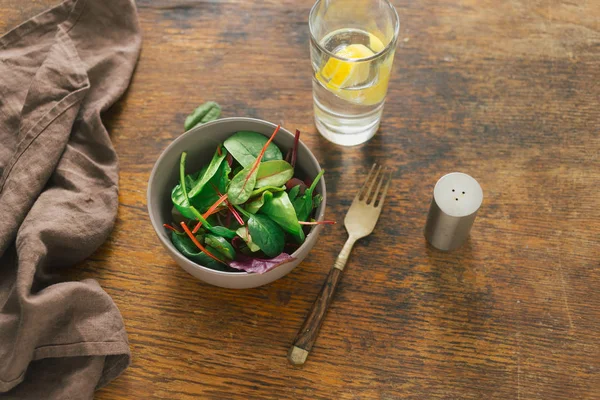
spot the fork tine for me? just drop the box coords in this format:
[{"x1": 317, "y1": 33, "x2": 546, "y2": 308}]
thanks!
[
  {"x1": 357, "y1": 163, "x2": 377, "y2": 200},
  {"x1": 361, "y1": 164, "x2": 382, "y2": 201},
  {"x1": 374, "y1": 171, "x2": 392, "y2": 208},
  {"x1": 368, "y1": 167, "x2": 388, "y2": 204}
]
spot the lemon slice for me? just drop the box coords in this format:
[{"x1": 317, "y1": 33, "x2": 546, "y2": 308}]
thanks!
[
  {"x1": 316, "y1": 32, "x2": 391, "y2": 105},
  {"x1": 368, "y1": 33, "x2": 385, "y2": 53},
  {"x1": 320, "y1": 43, "x2": 375, "y2": 88}
]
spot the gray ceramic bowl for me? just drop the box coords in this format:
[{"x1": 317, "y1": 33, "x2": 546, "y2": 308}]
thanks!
[{"x1": 147, "y1": 117, "x2": 326, "y2": 289}]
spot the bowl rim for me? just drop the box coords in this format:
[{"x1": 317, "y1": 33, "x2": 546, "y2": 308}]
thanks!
[{"x1": 147, "y1": 117, "x2": 326, "y2": 276}]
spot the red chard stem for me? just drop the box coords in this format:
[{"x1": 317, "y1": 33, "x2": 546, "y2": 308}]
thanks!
[
  {"x1": 192, "y1": 193, "x2": 229, "y2": 233},
  {"x1": 291, "y1": 129, "x2": 300, "y2": 168},
  {"x1": 163, "y1": 223, "x2": 180, "y2": 233},
  {"x1": 180, "y1": 222, "x2": 228, "y2": 265},
  {"x1": 243, "y1": 125, "x2": 280, "y2": 188}
]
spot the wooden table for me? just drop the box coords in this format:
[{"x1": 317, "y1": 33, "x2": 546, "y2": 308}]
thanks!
[{"x1": 2, "y1": 0, "x2": 599, "y2": 398}]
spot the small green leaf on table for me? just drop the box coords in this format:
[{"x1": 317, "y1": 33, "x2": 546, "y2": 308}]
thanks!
[{"x1": 184, "y1": 101, "x2": 221, "y2": 131}]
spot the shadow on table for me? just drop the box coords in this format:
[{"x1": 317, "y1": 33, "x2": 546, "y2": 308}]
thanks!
[
  {"x1": 314, "y1": 126, "x2": 386, "y2": 171},
  {"x1": 423, "y1": 236, "x2": 496, "y2": 330}
]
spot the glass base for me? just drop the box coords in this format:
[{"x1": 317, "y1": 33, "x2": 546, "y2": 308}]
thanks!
[
  {"x1": 313, "y1": 101, "x2": 383, "y2": 146},
  {"x1": 315, "y1": 116, "x2": 379, "y2": 146}
]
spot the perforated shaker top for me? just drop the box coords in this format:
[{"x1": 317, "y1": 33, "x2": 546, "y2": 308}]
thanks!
[{"x1": 424, "y1": 172, "x2": 483, "y2": 251}]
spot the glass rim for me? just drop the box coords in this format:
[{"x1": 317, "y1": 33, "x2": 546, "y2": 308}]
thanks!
[{"x1": 308, "y1": 0, "x2": 400, "y2": 63}]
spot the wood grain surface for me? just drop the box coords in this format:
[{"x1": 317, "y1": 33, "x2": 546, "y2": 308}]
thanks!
[{"x1": 2, "y1": 0, "x2": 600, "y2": 399}]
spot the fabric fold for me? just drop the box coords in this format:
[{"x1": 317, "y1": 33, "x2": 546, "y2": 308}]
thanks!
[{"x1": 0, "y1": 0, "x2": 142, "y2": 397}]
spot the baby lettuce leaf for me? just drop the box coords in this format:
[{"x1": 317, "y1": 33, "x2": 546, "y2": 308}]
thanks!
[
  {"x1": 223, "y1": 131, "x2": 283, "y2": 168},
  {"x1": 180, "y1": 152, "x2": 189, "y2": 199},
  {"x1": 227, "y1": 163, "x2": 258, "y2": 205},
  {"x1": 204, "y1": 234, "x2": 236, "y2": 260},
  {"x1": 229, "y1": 253, "x2": 295, "y2": 274},
  {"x1": 255, "y1": 160, "x2": 294, "y2": 188},
  {"x1": 209, "y1": 226, "x2": 238, "y2": 239},
  {"x1": 171, "y1": 153, "x2": 201, "y2": 219},
  {"x1": 236, "y1": 226, "x2": 261, "y2": 252},
  {"x1": 292, "y1": 170, "x2": 324, "y2": 222},
  {"x1": 190, "y1": 159, "x2": 231, "y2": 212},
  {"x1": 203, "y1": 246, "x2": 236, "y2": 271},
  {"x1": 245, "y1": 190, "x2": 273, "y2": 214},
  {"x1": 234, "y1": 203, "x2": 285, "y2": 258},
  {"x1": 260, "y1": 191, "x2": 304, "y2": 243},
  {"x1": 171, "y1": 230, "x2": 202, "y2": 258},
  {"x1": 247, "y1": 213, "x2": 285, "y2": 258},
  {"x1": 288, "y1": 185, "x2": 301, "y2": 202},
  {"x1": 188, "y1": 206, "x2": 237, "y2": 239},
  {"x1": 184, "y1": 101, "x2": 221, "y2": 131},
  {"x1": 172, "y1": 149, "x2": 229, "y2": 219},
  {"x1": 171, "y1": 231, "x2": 229, "y2": 270},
  {"x1": 227, "y1": 126, "x2": 281, "y2": 205},
  {"x1": 188, "y1": 146, "x2": 227, "y2": 198},
  {"x1": 250, "y1": 185, "x2": 285, "y2": 197},
  {"x1": 313, "y1": 193, "x2": 324, "y2": 211},
  {"x1": 171, "y1": 173, "x2": 199, "y2": 219}
]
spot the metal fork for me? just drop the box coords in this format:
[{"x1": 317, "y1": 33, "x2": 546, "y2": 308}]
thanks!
[{"x1": 288, "y1": 163, "x2": 392, "y2": 365}]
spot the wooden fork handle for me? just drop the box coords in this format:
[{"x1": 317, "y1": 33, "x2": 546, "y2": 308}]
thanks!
[
  {"x1": 288, "y1": 237, "x2": 356, "y2": 366},
  {"x1": 288, "y1": 267, "x2": 343, "y2": 365}
]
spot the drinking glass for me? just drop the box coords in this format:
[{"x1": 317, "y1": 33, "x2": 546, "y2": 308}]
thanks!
[{"x1": 309, "y1": 0, "x2": 400, "y2": 146}]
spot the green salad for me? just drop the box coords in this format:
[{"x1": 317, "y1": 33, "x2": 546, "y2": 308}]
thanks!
[{"x1": 164, "y1": 125, "x2": 333, "y2": 274}]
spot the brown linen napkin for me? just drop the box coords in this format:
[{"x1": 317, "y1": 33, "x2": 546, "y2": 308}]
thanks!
[{"x1": 0, "y1": 0, "x2": 141, "y2": 397}]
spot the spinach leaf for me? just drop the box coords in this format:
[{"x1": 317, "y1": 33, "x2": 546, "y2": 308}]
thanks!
[
  {"x1": 188, "y1": 206, "x2": 237, "y2": 239},
  {"x1": 203, "y1": 246, "x2": 235, "y2": 271},
  {"x1": 180, "y1": 152, "x2": 189, "y2": 199},
  {"x1": 223, "y1": 131, "x2": 282, "y2": 167},
  {"x1": 171, "y1": 230, "x2": 203, "y2": 259},
  {"x1": 260, "y1": 191, "x2": 304, "y2": 243},
  {"x1": 190, "y1": 159, "x2": 231, "y2": 212},
  {"x1": 184, "y1": 101, "x2": 221, "y2": 131},
  {"x1": 313, "y1": 193, "x2": 324, "y2": 211},
  {"x1": 235, "y1": 226, "x2": 261, "y2": 252},
  {"x1": 171, "y1": 230, "x2": 235, "y2": 271},
  {"x1": 205, "y1": 234, "x2": 236, "y2": 260},
  {"x1": 171, "y1": 178, "x2": 196, "y2": 219},
  {"x1": 188, "y1": 146, "x2": 227, "y2": 198},
  {"x1": 288, "y1": 185, "x2": 301, "y2": 202},
  {"x1": 171, "y1": 153, "x2": 202, "y2": 219},
  {"x1": 292, "y1": 170, "x2": 324, "y2": 221},
  {"x1": 293, "y1": 197, "x2": 312, "y2": 223},
  {"x1": 234, "y1": 205, "x2": 284, "y2": 258},
  {"x1": 255, "y1": 160, "x2": 294, "y2": 188},
  {"x1": 232, "y1": 165, "x2": 243, "y2": 176},
  {"x1": 207, "y1": 226, "x2": 237, "y2": 240},
  {"x1": 247, "y1": 213, "x2": 285, "y2": 258},
  {"x1": 250, "y1": 185, "x2": 285, "y2": 197},
  {"x1": 227, "y1": 163, "x2": 258, "y2": 205},
  {"x1": 245, "y1": 190, "x2": 273, "y2": 214},
  {"x1": 227, "y1": 125, "x2": 282, "y2": 205}
]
